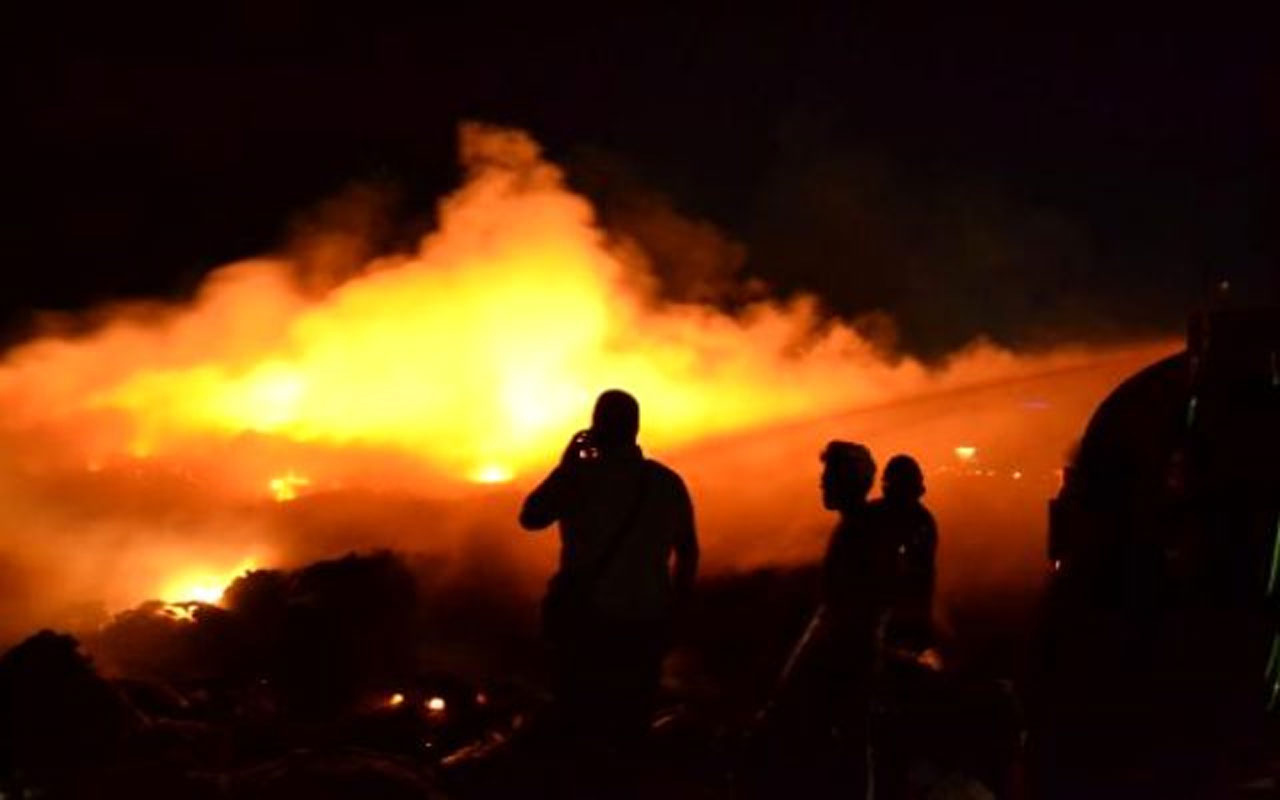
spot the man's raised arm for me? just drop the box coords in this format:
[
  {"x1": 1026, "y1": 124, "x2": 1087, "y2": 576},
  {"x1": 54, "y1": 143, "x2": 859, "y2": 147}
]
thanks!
[{"x1": 519, "y1": 465, "x2": 571, "y2": 531}]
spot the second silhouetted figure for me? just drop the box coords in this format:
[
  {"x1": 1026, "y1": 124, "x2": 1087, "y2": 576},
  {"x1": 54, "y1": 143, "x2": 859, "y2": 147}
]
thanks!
[{"x1": 872, "y1": 454, "x2": 938, "y2": 656}]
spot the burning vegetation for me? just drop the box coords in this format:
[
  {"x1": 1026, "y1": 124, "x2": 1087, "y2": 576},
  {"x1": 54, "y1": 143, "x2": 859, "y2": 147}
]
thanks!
[
  {"x1": 0, "y1": 123, "x2": 1172, "y2": 639},
  {"x1": 0, "y1": 552, "x2": 518, "y2": 797},
  {"x1": 0, "y1": 123, "x2": 1182, "y2": 796}
]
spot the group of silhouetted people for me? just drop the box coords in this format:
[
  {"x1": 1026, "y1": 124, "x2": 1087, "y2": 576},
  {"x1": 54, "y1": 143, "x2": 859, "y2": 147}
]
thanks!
[
  {"x1": 750, "y1": 440, "x2": 940, "y2": 796},
  {"x1": 518, "y1": 389, "x2": 938, "y2": 790}
]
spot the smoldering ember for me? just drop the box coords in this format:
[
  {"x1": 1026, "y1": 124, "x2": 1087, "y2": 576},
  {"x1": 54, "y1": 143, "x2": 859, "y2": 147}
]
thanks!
[{"x1": 1, "y1": 14, "x2": 1272, "y2": 797}]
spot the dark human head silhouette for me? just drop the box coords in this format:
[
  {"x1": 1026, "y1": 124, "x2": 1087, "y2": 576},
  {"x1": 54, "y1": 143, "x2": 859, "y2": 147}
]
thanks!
[
  {"x1": 591, "y1": 389, "x2": 640, "y2": 448},
  {"x1": 882, "y1": 454, "x2": 926, "y2": 501},
  {"x1": 820, "y1": 440, "x2": 876, "y2": 511}
]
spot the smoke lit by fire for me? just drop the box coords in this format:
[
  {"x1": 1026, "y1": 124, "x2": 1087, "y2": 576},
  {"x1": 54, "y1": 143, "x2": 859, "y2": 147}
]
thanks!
[{"x1": 0, "y1": 123, "x2": 1176, "y2": 641}]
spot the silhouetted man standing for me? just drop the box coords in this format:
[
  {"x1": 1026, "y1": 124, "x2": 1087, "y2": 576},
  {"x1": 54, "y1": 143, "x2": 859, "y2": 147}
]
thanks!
[
  {"x1": 820, "y1": 441, "x2": 891, "y2": 635},
  {"x1": 751, "y1": 441, "x2": 884, "y2": 797},
  {"x1": 520, "y1": 389, "x2": 698, "y2": 743}
]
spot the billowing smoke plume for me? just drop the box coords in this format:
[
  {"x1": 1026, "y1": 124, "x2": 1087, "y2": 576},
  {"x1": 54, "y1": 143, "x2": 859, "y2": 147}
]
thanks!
[{"x1": 0, "y1": 123, "x2": 1175, "y2": 644}]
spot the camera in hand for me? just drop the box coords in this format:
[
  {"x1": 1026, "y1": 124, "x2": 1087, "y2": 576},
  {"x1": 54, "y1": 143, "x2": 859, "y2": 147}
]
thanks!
[{"x1": 571, "y1": 429, "x2": 601, "y2": 461}]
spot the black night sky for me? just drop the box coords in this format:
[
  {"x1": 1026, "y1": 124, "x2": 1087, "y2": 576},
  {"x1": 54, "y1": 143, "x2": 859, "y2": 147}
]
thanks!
[{"x1": 5, "y1": 3, "x2": 1271, "y2": 356}]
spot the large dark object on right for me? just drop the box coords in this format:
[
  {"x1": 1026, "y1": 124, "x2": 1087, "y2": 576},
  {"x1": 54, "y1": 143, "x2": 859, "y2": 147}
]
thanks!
[{"x1": 1039, "y1": 305, "x2": 1280, "y2": 797}]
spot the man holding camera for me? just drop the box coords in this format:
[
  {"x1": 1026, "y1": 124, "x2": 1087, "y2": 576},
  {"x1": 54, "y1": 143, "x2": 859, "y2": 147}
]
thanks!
[{"x1": 519, "y1": 389, "x2": 699, "y2": 743}]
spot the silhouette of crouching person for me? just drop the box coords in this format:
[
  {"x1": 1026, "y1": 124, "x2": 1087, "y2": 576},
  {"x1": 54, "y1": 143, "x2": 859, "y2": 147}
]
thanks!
[{"x1": 520, "y1": 389, "x2": 699, "y2": 744}]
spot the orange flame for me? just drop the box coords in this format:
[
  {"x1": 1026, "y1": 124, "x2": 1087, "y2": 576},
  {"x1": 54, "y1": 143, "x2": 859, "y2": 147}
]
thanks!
[
  {"x1": 268, "y1": 471, "x2": 311, "y2": 502},
  {"x1": 2, "y1": 124, "x2": 1105, "y2": 489},
  {"x1": 0, "y1": 122, "x2": 1180, "y2": 628},
  {"x1": 159, "y1": 603, "x2": 199, "y2": 623},
  {"x1": 157, "y1": 557, "x2": 258, "y2": 605}
]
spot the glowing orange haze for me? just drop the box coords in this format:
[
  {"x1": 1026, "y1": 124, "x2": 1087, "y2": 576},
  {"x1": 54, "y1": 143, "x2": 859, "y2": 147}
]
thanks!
[{"x1": 0, "y1": 124, "x2": 1176, "y2": 632}]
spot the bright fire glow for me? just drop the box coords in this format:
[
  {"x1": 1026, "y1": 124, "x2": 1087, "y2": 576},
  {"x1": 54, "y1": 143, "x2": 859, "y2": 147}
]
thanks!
[
  {"x1": 0, "y1": 121, "x2": 1181, "y2": 626},
  {"x1": 159, "y1": 603, "x2": 198, "y2": 623},
  {"x1": 269, "y1": 471, "x2": 311, "y2": 502},
  {"x1": 469, "y1": 464, "x2": 513, "y2": 484},
  {"x1": 387, "y1": 692, "x2": 405, "y2": 708},
  {"x1": 0, "y1": 124, "x2": 1109, "y2": 491},
  {"x1": 426, "y1": 696, "x2": 446, "y2": 712},
  {"x1": 158, "y1": 557, "x2": 258, "y2": 605}
]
